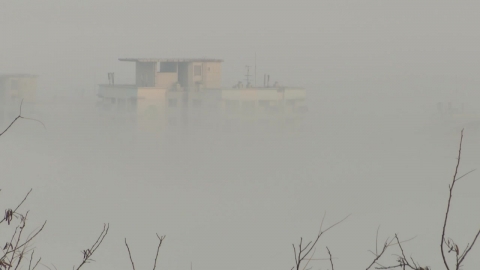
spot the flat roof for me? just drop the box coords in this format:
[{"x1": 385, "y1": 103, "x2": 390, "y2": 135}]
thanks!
[
  {"x1": 0, "y1": 74, "x2": 37, "y2": 79},
  {"x1": 119, "y1": 58, "x2": 223, "y2": 63}
]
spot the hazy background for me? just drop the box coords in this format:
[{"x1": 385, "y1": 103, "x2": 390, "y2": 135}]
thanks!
[{"x1": 2, "y1": 1, "x2": 480, "y2": 270}]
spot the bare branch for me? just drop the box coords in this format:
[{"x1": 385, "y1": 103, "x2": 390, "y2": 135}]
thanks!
[
  {"x1": 74, "y1": 223, "x2": 109, "y2": 270},
  {"x1": 0, "y1": 100, "x2": 45, "y2": 137},
  {"x1": 440, "y1": 129, "x2": 464, "y2": 270},
  {"x1": 125, "y1": 239, "x2": 136, "y2": 270},
  {"x1": 1, "y1": 189, "x2": 33, "y2": 224},
  {"x1": 326, "y1": 247, "x2": 334, "y2": 270},
  {"x1": 152, "y1": 234, "x2": 165, "y2": 270},
  {"x1": 292, "y1": 214, "x2": 350, "y2": 270},
  {"x1": 457, "y1": 229, "x2": 480, "y2": 267}
]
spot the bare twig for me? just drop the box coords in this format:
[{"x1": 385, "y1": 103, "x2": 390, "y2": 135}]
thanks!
[
  {"x1": 74, "y1": 223, "x2": 109, "y2": 270},
  {"x1": 440, "y1": 129, "x2": 479, "y2": 270},
  {"x1": 326, "y1": 247, "x2": 334, "y2": 270},
  {"x1": 291, "y1": 213, "x2": 350, "y2": 270},
  {"x1": 28, "y1": 250, "x2": 41, "y2": 270},
  {"x1": 1, "y1": 189, "x2": 33, "y2": 224},
  {"x1": 366, "y1": 237, "x2": 395, "y2": 270},
  {"x1": 152, "y1": 234, "x2": 165, "y2": 270},
  {"x1": 0, "y1": 100, "x2": 45, "y2": 137},
  {"x1": 124, "y1": 239, "x2": 136, "y2": 270},
  {"x1": 125, "y1": 233, "x2": 166, "y2": 270}
]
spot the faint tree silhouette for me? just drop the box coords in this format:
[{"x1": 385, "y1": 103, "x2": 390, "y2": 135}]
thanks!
[
  {"x1": 1, "y1": 103, "x2": 107, "y2": 270},
  {"x1": 292, "y1": 129, "x2": 478, "y2": 270}
]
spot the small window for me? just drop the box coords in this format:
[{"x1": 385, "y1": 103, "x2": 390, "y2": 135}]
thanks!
[
  {"x1": 168, "y1": 99, "x2": 177, "y2": 107},
  {"x1": 194, "y1": 65, "x2": 202, "y2": 76},
  {"x1": 160, "y1": 62, "x2": 177, "y2": 72}
]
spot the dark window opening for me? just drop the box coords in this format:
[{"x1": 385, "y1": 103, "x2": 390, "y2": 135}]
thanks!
[{"x1": 160, "y1": 62, "x2": 178, "y2": 72}]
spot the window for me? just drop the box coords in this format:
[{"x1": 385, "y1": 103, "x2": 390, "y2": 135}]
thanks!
[
  {"x1": 160, "y1": 62, "x2": 177, "y2": 72},
  {"x1": 168, "y1": 99, "x2": 177, "y2": 108},
  {"x1": 194, "y1": 65, "x2": 202, "y2": 76}
]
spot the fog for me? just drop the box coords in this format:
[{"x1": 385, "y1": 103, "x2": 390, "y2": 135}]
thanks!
[{"x1": 2, "y1": 1, "x2": 480, "y2": 270}]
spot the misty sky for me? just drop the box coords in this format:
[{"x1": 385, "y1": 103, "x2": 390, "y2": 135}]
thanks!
[
  {"x1": 2, "y1": 1, "x2": 480, "y2": 93},
  {"x1": 2, "y1": 1, "x2": 480, "y2": 270}
]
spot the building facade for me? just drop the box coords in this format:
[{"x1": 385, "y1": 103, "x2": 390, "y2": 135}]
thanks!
[
  {"x1": 97, "y1": 58, "x2": 307, "y2": 132},
  {"x1": 0, "y1": 74, "x2": 37, "y2": 127}
]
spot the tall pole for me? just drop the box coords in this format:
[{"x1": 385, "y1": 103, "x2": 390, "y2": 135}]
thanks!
[{"x1": 254, "y1": 52, "x2": 257, "y2": 87}]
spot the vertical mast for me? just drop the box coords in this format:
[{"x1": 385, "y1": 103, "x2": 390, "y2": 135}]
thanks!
[{"x1": 254, "y1": 52, "x2": 257, "y2": 87}]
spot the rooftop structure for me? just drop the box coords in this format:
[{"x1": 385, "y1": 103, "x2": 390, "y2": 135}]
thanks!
[
  {"x1": 0, "y1": 74, "x2": 37, "y2": 101},
  {"x1": 97, "y1": 57, "x2": 307, "y2": 132},
  {"x1": 0, "y1": 74, "x2": 38, "y2": 126},
  {"x1": 118, "y1": 58, "x2": 223, "y2": 90},
  {"x1": 0, "y1": 74, "x2": 38, "y2": 79},
  {"x1": 119, "y1": 58, "x2": 223, "y2": 63}
]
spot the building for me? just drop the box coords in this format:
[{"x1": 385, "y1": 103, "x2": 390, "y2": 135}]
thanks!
[
  {"x1": 119, "y1": 58, "x2": 222, "y2": 90},
  {"x1": 0, "y1": 74, "x2": 37, "y2": 127},
  {"x1": 97, "y1": 58, "x2": 307, "y2": 132}
]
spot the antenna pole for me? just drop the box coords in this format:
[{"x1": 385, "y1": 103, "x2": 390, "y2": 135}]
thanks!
[
  {"x1": 245, "y1": 65, "x2": 252, "y2": 86},
  {"x1": 254, "y1": 53, "x2": 257, "y2": 87}
]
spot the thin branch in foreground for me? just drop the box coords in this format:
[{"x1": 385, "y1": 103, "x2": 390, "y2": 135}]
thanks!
[
  {"x1": 326, "y1": 247, "x2": 334, "y2": 270},
  {"x1": 124, "y1": 239, "x2": 136, "y2": 270},
  {"x1": 440, "y1": 129, "x2": 479, "y2": 270},
  {"x1": 366, "y1": 236, "x2": 396, "y2": 270},
  {"x1": 0, "y1": 99, "x2": 45, "y2": 137},
  {"x1": 152, "y1": 234, "x2": 166, "y2": 270},
  {"x1": 28, "y1": 250, "x2": 41, "y2": 270},
  {"x1": 291, "y1": 213, "x2": 350, "y2": 270},
  {"x1": 1, "y1": 189, "x2": 33, "y2": 224},
  {"x1": 125, "y1": 233, "x2": 166, "y2": 270},
  {"x1": 74, "y1": 223, "x2": 109, "y2": 270}
]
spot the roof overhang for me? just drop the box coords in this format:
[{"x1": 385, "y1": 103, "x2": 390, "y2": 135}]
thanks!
[{"x1": 119, "y1": 58, "x2": 223, "y2": 63}]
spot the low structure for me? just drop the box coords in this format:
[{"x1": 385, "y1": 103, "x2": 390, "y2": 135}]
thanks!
[
  {"x1": 0, "y1": 74, "x2": 37, "y2": 126},
  {"x1": 97, "y1": 58, "x2": 307, "y2": 132}
]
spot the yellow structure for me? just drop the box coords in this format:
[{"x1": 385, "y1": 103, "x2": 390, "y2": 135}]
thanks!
[
  {"x1": 0, "y1": 74, "x2": 37, "y2": 127},
  {"x1": 119, "y1": 58, "x2": 223, "y2": 90},
  {"x1": 97, "y1": 58, "x2": 307, "y2": 132},
  {"x1": 0, "y1": 74, "x2": 37, "y2": 102}
]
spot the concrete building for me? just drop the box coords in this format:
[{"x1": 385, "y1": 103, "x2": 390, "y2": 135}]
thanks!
[
  {"x1": 119, "y1": 58, "x2": 223, "y2": 90},
  {"x1": 97, "y1": 58, "x2": 307, "y2": 132},
  {"x1": 0, "y1": 74, "x2": 37, "y2": 102},
  {"x1": 0, "y1": 74, "x2": 37, "y2": 127}
]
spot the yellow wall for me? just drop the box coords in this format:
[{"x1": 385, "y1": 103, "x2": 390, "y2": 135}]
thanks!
[
  {"x1": 155, "y1": 72, "x2": 178, "y2": 89},
  {"x1": 137, "y1": 87, "x2": 168, "y2": 132},
  {"x1": 5, "y1": 76, "x2": 37, "y2": 102},
  {"x1": 202, "y1": 62, "x2": 222, "y2": 88}
]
